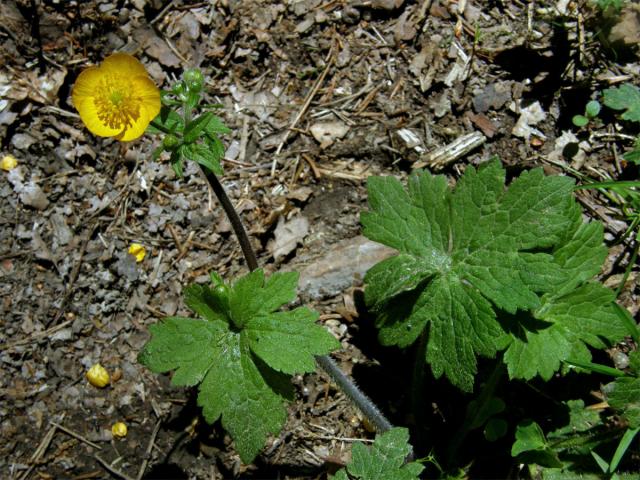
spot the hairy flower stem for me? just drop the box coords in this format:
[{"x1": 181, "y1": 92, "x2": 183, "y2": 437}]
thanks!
[
  {"x1": 199, "y1": 166, "x2": 259, "y2": 271},
  {"x1": 200, "y1": 166, "x2": 393, "y2": 434},
  {"x1": 315, "y1": 355, "x2": 393, "y2": 433}
]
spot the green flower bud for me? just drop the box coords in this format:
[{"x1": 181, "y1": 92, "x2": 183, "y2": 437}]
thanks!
[
  {"x1": 162, "y1": 134, "x2": 180, "y2": 151},
  {"x1": 172, "y1": 81, "x2": 188, "y2": 102},
  {"x1": 183, "y1": 69, "x2": 204, "y2": 93},
  {"x1": 212, "y1": 283, "x2": 230, "y2": 302},
  {"x1": 172, "y1": 81, "x2": 186, "y2": 96}
]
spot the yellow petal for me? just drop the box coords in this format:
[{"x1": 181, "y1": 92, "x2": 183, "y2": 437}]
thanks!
[
  {"x1": 111, "y1": 422, "x2": 128, "y2": 438},
  {"x1": 102, "y1": 52, "x2": 149, "y2": 78},
  {"x1": 86, "y1": 363, "x2": 110, "y2": 388},
  {"x1": 128, "y1": 243, "x2": 146, "y2": 262},
  {"x1": 72, "y1": 67, "x2": 122, "y2": 138},
  {"x1": 135, "y1": 75, "x2": 161, "y2": 118},
  {"x1": 1, "y1": 154, "x2": 18, "y2": 171},
  {"x1": 117, "y1": 76, "x2": 160, "y2": 141}
]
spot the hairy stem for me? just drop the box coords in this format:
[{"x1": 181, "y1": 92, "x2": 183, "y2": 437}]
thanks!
[
  {"x1": 200, "y1": 166, "x2": 392, "y2": 433},
  {"x1": 315, "y1": 354, "x2": 393, "y2": 433},
  {"x1": 199, "y1": 166, "x2": 258, "y2": 271}
]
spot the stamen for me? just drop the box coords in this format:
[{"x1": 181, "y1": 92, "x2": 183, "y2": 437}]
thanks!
[{"x1": 94, "y1": 74, "x2": 142, "y2": 130}]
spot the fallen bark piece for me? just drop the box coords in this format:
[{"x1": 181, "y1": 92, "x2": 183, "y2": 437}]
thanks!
[
  {"x1": 414, "y1": 131, "x2": 486, "y2": 170},
  {"x1": 298, "y1": 236, "x2": 396, "y2": 299}
]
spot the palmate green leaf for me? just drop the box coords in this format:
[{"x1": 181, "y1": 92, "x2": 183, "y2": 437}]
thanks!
[
  {"x1": 139, "y1": 269, "x2": 338, "y2": 463},
  {"x1": 362, "y1": 160, "x2": 577, "y2": 391},
  {"x1": 603, "y1": 83, "x2": 640, "y2": 123},
  {"x1": 331, "y1": 428, "x2": 424, "y2": 480}
]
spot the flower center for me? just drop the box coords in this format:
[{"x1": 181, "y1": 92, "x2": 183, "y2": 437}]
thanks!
[{"x1": 94, "y1": 74, "x2": 141, "y2": 130}]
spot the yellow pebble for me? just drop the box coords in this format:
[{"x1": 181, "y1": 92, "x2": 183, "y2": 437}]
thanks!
[
  {"x1": 86, "y1": 363, "x2": 110, "y2": 388},
  {"x1": 128, "y1": 243, "x2": 146, "y2": 262},
  {"x1": 1, "y1": 155, "x2": 18, "y2": 171},
  {"x1": 111, "y1": 422, "x2": 128, "y2": 438}
]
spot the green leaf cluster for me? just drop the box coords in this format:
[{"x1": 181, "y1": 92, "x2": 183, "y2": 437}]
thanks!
[
  {"x1": 332, "y1": 428, "x2": 424, "y2": 480},
  {"x1": 573, "y1": 100, "x2": 601, "y2": 128},
  {"x1": 592, "y1": 0, "x2": 626, "y2": 12},
  {"x1": 138, "y1": 269, "x2": 339, "y2": 463},
  {"x1": 147, "y1": 69, "x2": 231, "y2": 177},
  {"x1": 362, "y1": 160, "x2": 627, "y2": 391},
  {"x1": 513, "y1": 399, "x2": 640, "y2": 478}
]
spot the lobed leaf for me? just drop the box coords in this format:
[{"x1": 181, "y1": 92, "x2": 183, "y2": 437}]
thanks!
[
  {"x1": 331, "y1": 428, "x2": 424, "y2": 480},
  {"x1": 603, "y1": 83, "x2": 640, "y2": 123},
  {"x1": 139, "y1": 268, "x2": 338, "y2": 462},
  {"x1": 362, "y1": 160, "x2": 601, "y2": 391}
]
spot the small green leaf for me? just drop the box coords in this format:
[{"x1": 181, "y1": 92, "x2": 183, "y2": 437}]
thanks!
[
  {"x1": 331, "y1": 428, "x2": 424, "y2": 480},
  {"x1": 171, "y1": 148, "x2": 185, "y2": 178},
  {"x1": 548, "y1": 400, "x2": 602, "y2": 439},
  {"x1": 606, "y1": 377, "x2": 640, "y2": 428},
  {"x1": 204, "y1": 115, "x2": 232, "y2": 136},
  {"x1": 139, "y1": 268, "x2": 338, "y2": 463},
  {"x1": 184, "y1": 112, "x2": 214, "y2": 143},
  {"x1": 603, "y1": 84, "x2": 640, "y2": 123},
  {"x1": 484, "y1": 417, "x2": 508, "y2": 441},
  {"x1": 572, "y1": 115, "x2": 589, "y2": 128},
  {"x1": 151, "y1": 145, "x2": 164, "y2": 160},
  {"x1": 148, "y1": 106, "x2": 184, "y2": 134},
  {"x1": 512, "y1": 420, "x2": 548, "y2": 456},
  {"x1": 184, "y1": 142, "x2": 224, "y2": 175},
  {"x1": 585, "y1": 100, "x2": 601, "y2": 118},
  {"x1": 512, "y1": 420, "x2": 563, "y2": 468}
]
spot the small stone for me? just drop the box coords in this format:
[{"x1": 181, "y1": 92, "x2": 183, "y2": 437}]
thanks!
[{"x1": 20, "y1": 181, "x2": 49, "y2": 210}]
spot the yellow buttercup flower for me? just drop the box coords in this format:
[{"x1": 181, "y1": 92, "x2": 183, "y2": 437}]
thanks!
[{"x1": 72, "y1": 53, "x2": 160, "y2": 142}]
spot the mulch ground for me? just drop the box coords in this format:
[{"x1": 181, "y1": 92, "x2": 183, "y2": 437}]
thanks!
[{"x1": 1, "y1": 1, "x2": 639, "y2": 478}]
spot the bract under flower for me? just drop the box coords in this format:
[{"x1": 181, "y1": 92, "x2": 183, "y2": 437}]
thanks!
[{"x1": 72, "y1": 53, "x2": 160, "y2": 142}]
